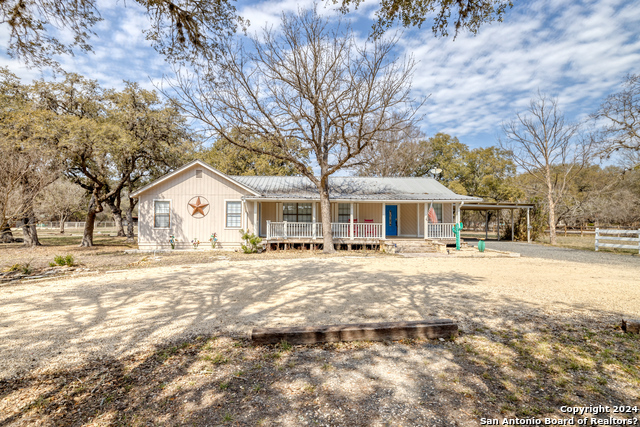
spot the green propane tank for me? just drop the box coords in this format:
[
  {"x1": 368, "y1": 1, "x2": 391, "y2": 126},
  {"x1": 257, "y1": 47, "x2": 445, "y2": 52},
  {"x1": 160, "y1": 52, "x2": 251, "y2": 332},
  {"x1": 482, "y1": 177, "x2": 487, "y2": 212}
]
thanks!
[{"x1": 478, "y1": 239, "x2": 485, "y2": 252}]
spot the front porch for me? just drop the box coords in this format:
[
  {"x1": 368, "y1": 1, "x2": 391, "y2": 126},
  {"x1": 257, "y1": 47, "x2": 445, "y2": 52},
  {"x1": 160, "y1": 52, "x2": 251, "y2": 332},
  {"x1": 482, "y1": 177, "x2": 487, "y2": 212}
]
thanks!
[{"x1": 250, "y1": 200, "x2": 462, "y2": 245}]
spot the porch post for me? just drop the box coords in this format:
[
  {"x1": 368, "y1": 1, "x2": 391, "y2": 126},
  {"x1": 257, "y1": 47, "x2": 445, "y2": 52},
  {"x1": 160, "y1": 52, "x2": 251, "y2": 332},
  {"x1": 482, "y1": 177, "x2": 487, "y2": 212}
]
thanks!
[
  {"x1": 382, "y1": 203, "x2": 386, "y2": 240},
  {"x1": 424, "y1": 202, "x2": 428, "y2": 240},
  {"x1": 312, "y1": 202, "x2": 317, "y2": 239},
  {"x1": 527, "y1": 208, "x2": 531, "y2": 243},
  {"x1": 511, "y1": 209, "x2": 514, "y2": 242},
  {"x1": 350, "y1": 202, "x2": 354, "y2": 240},
  {"x1": 267, "y1": 220, "x2": 271, "y2": 240},
  {"x1": 416, "y1": 204, "x2": 420, "y2": 237},
  {"x1": 253, "y1": 201, "x2": 258, "y2": 235}
]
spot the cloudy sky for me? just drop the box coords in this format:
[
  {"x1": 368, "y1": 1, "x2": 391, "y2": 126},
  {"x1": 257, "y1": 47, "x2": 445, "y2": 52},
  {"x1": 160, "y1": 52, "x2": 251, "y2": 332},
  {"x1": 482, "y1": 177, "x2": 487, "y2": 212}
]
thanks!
[{"x1": 1, "y1": 0, "x2": 638, "y2": 148}]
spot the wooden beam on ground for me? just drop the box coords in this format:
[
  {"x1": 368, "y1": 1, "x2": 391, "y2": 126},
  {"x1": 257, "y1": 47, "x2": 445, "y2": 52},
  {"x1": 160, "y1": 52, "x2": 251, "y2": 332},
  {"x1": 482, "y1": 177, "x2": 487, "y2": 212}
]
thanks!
[
  {"x1": 622, "y1": 319, "x2": 640, "y2": 334},
  {"x1": 251, "y1": 318, "x2": 458, "y2": 345}
]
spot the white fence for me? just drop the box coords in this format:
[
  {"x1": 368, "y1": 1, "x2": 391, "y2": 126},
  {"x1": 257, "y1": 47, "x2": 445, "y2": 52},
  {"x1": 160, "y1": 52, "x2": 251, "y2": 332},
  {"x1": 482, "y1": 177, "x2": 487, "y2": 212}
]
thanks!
[
  {"x1": 20, "y1": 221, "x2": 136, "y2": 229},
  {"x1": 595, "y1": 228, "x2": 640, "y2": 254}
]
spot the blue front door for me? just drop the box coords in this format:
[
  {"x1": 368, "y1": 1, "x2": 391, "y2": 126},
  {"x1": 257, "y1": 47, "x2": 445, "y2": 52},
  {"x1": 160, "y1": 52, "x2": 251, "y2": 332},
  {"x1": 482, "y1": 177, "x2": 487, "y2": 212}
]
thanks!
[{"x1": 386, "y1": 205, "x2": 398, "y2": 236}]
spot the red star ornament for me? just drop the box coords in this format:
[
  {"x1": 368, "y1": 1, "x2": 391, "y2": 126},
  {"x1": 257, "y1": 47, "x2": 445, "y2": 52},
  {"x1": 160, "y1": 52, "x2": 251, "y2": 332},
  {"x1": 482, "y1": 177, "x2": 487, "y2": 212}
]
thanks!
[{"x1": 189, "y1": 197, "x2": 209, "y2": 216}]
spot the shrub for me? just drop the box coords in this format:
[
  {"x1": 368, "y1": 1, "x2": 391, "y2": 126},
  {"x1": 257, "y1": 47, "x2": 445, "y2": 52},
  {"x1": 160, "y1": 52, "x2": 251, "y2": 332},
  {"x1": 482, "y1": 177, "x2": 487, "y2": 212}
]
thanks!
[
  {"x1": 239, "y1": 229, "x2": 262, "y2": 254},
  {"x1": 53, "y1": 254, "x2": 75, "y2": 266}
]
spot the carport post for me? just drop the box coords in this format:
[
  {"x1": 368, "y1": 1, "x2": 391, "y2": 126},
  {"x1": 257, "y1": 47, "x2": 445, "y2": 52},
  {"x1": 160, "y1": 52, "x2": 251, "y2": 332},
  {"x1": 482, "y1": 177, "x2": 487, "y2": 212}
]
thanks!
[
  {"x1": 527, "y1": 208, "x2": 531, "y2": 243},
  {"x1": 485, "y1": 211, "x2": 489, "y2": 241},
  {"x1": 511, "y1": 209, "x2": 514, "y2": 242}
]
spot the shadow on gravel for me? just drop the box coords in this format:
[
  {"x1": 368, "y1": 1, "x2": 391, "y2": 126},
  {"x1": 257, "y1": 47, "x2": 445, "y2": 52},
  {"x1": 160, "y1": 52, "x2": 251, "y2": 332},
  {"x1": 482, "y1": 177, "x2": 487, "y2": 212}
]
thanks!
[{"x1": 1, "y1": 316, "x2": 638, "y2": 426}]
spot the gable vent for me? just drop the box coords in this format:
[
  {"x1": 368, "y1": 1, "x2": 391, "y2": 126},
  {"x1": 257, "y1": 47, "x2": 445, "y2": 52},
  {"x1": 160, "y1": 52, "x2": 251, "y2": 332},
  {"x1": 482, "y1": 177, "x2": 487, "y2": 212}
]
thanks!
[{"x1": 196, "y1": 169, "x2": 203, "y2": 178}]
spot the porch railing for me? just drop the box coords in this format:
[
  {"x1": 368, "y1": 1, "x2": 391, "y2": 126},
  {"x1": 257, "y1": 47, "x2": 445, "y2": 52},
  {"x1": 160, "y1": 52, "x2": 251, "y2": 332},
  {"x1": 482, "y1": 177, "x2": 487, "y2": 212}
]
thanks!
[
  {"x1": 266, "y1": 221, "x2": 382, "y2": 240},
  {"x1": 265, "y1": 221, "x2": 455, "y2": 240},
  {"x1": 427, "y1": 223, "x2": 456, "y2": 239}
]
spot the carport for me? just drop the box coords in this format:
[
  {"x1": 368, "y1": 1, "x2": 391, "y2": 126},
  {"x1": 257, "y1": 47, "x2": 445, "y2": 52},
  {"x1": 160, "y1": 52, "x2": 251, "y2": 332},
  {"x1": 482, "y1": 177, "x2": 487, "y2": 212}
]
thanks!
[{"x1": 461, "y1": 202, "x2": 535, "y2": 243}]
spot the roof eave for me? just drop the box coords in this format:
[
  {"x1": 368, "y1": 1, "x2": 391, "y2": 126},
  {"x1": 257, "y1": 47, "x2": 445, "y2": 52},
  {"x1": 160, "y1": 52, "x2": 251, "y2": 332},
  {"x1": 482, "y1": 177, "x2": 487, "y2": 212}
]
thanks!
[{"x1": 130, "y1": 159, "x2": 261, "y2": 198}]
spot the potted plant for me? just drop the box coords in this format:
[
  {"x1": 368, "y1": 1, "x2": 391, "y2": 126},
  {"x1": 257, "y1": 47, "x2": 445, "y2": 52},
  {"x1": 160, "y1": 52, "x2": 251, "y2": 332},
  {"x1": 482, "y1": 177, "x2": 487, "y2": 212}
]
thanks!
[
  {"x1": 191, "y1": 238, "x2": 200, "y2": 249},
  {"x1": 209, "y1": 233, "x2": 218, "y2": 249},
  {"x1": 169, "y1": 235, "x2": 176, "y2": 250}
]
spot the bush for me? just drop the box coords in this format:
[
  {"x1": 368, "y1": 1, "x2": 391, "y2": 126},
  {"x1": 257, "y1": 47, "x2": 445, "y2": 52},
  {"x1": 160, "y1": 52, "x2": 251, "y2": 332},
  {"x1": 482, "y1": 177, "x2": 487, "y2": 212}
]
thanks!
[
  {"x1": 239, "y1": 229, "x2": 262, "y2": 254},
  {"x1": 52, "y1": 254, "x2": 75, "y2": 267}
]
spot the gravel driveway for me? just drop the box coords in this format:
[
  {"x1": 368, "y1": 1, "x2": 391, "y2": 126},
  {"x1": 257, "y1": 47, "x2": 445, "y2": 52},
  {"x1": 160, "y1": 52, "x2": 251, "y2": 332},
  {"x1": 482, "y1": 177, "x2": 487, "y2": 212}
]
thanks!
[
  {"x1": 1, "y1": 255, "x2": 638, "y2": 380},
  {"x1": 468, "y1": 239, "x2": 639, "y2": 266}
]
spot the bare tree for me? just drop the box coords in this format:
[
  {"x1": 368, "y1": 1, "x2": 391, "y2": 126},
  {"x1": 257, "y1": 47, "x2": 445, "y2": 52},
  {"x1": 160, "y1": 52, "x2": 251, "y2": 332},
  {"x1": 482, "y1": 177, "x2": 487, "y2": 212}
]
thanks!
[
  {"x1": 500, "y1": 94, "x2": 593, "y2": 245},
  {"x1": 170, "y1": 7, "x2": 419, "y2": 253},
  {"x1": 595, "y1": 74, "x2": 640, "y2": 158},
  {"x1": 353, "y1": 124, "x2": 429, "y2": 177}
]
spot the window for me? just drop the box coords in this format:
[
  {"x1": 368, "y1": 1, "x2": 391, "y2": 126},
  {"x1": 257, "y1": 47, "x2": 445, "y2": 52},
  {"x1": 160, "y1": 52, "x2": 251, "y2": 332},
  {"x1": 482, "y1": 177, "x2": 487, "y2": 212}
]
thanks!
[
  {"x1": 338, "y1": 203, "x2": 351, "y2": 223},
  {"x1": 282, "y1": 203, "x2": 312, "y2": 222},
  {"x1": 432, "y1": 203, "x2": 443, "y2": 222},
  {"x1": 154, "y1": 201, "x2": 170, "y2": 228},
  {"x1": 226, "y1": 201, "x2": 242, "y2": 228},
  {"x1": 196, "y1": 169, "x2": 203, "y2": 178}
]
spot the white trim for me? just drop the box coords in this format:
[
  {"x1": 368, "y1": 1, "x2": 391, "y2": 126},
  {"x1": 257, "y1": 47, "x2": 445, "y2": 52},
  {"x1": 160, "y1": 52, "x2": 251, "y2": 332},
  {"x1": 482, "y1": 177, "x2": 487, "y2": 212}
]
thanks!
[
  {"x1": 152, "y1": 199, "x2": 172, "y2": 229},
  {"x1": 224, "y1": 199, "x2": 243, "y2": 229},
  {"x1": 131, "y1": 160, "x2": 260, "y2": 198}
]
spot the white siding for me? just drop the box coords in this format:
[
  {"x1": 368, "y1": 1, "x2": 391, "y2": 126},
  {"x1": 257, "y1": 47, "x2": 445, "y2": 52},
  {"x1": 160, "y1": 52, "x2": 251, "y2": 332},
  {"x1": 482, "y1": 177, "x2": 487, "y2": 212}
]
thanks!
[{"x1": 137, "y1": 164, "x2": 251, "y2": 249}]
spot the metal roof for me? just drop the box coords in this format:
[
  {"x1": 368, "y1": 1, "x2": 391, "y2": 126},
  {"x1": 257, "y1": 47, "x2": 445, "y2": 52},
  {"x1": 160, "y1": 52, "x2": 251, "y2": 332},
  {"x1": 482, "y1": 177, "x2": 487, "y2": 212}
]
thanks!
[{"x1": 232, "y1": 176, "x2": 482, "y2": 202}]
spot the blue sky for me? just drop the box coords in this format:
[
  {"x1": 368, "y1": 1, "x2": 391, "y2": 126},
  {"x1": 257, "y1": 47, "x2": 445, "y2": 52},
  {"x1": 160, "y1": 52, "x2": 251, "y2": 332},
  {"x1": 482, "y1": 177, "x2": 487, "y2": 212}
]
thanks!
[{"x1": 1, "y1": 0, "x2": 639, "y2": 149}]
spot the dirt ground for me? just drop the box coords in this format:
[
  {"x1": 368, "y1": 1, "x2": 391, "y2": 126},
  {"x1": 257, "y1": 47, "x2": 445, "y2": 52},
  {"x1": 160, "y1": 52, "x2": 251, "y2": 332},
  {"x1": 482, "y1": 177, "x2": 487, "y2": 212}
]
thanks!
[{"x1": 1, "y1": 249, "x2": 639, "y2": 425}]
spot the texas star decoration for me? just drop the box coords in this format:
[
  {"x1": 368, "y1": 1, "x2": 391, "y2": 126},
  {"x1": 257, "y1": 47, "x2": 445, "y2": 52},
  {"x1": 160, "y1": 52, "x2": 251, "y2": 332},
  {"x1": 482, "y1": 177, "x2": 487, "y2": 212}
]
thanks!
[{"x1": 189, "y1": 197, "x2": 209, "y2": 217}]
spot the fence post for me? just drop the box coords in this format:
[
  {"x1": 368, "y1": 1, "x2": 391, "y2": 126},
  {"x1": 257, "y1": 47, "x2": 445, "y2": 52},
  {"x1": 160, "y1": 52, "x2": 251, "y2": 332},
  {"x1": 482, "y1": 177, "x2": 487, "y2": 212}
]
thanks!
[
  {"x1": 595, "y1": 228, "x2": 599, "y2": 252},
  {"x1": 638, "y1": 229, "x2": 640, "y2": 255},
  {"x1": 266, "y1": 220, "x2": 271, "y2": 240}
]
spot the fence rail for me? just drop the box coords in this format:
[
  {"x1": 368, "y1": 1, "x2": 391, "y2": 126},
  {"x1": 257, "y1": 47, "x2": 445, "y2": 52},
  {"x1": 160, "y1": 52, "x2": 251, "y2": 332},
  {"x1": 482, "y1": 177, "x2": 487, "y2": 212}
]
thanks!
[
  {"x1": 595, "y1": 228, "x2": 640, "y2": 253},
  {"x1": 11, "y1": 221, "x2": 136, "y2": 229}
]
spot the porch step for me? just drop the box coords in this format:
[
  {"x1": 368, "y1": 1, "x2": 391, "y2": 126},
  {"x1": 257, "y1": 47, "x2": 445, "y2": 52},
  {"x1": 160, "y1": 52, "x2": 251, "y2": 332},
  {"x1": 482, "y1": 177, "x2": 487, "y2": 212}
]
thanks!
[{"x1": 383, "y1": 240, "x2": 442, "y2": 253}]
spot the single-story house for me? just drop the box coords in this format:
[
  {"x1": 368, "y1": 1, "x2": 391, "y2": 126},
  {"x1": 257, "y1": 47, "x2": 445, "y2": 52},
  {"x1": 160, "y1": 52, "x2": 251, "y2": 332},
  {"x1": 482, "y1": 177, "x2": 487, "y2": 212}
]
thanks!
[{"x1": 130, "y1": 160, "x2": 482, "y2": 250}]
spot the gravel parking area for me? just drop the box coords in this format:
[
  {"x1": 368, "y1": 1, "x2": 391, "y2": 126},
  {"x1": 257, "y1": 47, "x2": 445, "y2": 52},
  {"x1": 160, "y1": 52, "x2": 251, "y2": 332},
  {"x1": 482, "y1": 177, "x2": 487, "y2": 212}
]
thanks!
[
  {"x1": 2, "y1": 255, "x2": 640, "y2": 426},
  {"x1": 468, "y1": 239, "x2": 639, "y2": 266},
  {"x1": 1, "y1": 255, "x2": 638, "y2": 380}
]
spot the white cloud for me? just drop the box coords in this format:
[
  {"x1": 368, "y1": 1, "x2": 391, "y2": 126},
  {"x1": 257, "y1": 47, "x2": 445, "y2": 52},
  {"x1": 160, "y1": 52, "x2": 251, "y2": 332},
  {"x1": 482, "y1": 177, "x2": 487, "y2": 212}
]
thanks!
[
  {"x1": 0, "y1": 0, "x2": 638, "y2": 150},
  {"x1": 402, "y1": 0, "x2": 640, "y2": 145}
]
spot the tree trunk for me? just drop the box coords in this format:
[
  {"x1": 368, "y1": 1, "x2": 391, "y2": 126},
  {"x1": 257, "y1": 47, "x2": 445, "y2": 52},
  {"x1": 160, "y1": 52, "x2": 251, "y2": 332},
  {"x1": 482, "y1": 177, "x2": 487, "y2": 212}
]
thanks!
[
  {"x1": 81, "y1": 194, "x2": 98, "y2": 247},
  {"x1": 105, "y1": 193, "x2": 125, "y2": 237},
  {"x1": 318, "y1": 182, "x2": 335, "y2": 253},
  {"x1": 59, "y1": 215, "x2": 66, "y2": 234},
  {"x1": 1, "y1": 220, "x2": 14, "y2": 243},
  {"x1": 126, "y1": 196, "x2": 138, "y2": 243},
  {"x1": 22, "y1": 209, "x2": 41, "y2": 247},
  {"x1": 545, "y1": 167, "x2": 557, "y2": 245},
  {"x1": 547, "y1": 196, "x2": 557, "y2": 245}
]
